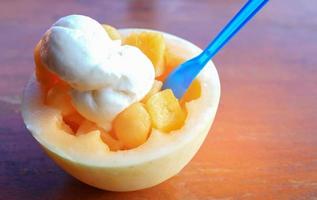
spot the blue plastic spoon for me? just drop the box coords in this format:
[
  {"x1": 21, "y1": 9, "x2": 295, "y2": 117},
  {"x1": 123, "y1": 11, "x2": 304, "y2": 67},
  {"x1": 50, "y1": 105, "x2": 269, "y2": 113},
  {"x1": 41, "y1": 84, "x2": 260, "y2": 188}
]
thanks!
[{"x1": 162, "y1": 0, "x2": 269, "y2": 99}]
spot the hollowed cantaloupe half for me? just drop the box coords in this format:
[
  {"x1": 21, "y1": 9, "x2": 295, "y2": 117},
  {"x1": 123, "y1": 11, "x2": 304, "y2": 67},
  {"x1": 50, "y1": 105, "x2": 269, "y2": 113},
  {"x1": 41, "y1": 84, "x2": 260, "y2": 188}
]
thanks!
[{"x1": 21, "y1": 29, "x2": 220, "y2": 191}]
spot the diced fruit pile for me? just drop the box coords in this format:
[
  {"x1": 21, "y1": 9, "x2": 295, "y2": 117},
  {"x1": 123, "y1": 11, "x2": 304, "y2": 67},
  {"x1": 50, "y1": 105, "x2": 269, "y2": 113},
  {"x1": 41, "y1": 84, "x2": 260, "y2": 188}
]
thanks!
[{"x1": 34, "y1": 25, "x2": 202, "y2": 151}]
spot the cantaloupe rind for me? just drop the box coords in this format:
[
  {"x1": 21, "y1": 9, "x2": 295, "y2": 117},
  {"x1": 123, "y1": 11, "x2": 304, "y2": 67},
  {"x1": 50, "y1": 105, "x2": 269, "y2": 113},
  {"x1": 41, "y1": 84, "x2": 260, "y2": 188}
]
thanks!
[{"x1": 21, "y1": 29, "x2": 220, "y2": 191}]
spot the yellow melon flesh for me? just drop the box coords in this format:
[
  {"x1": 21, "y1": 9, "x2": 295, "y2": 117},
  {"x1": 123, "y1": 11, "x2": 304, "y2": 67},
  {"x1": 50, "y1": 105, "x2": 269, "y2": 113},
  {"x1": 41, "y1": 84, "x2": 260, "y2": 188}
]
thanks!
[
  {"x1": 77, "y1": 120, "x2": 96, "y2": 135},
  {"x1": 63, "y1": 112, "x2": 85, "y2": 134},
  {"x1": 114, "y1": 103, "x2": 151, "y2": 149},
  {"x1": 124, "y1": 32, "x2": 165, "y2": 77},
  {"x1": 102, "y1": 24, "x2": 121, "y2": 40},
  {"x1": 100, "y1": 131, "x2": 124, "y2": 151},
  {"x1": 181, "y1": 79, "x2": 201, "y2": 105},
  {"x1": 145, "y1": 89, "x2": 186, "y2": 132}
]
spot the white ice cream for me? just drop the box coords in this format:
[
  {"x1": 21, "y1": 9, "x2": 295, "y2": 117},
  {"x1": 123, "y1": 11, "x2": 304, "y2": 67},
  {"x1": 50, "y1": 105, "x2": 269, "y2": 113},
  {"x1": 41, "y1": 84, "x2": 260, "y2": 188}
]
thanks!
[{"x1": 39, "y1": 15, "x2": 155, "y2": 131}]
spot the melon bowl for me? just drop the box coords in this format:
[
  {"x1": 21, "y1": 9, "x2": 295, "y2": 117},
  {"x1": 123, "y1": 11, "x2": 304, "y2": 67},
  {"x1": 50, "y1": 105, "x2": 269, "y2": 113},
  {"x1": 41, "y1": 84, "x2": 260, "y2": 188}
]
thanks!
[{"x1": 21, "y1": 29, "x2": 221, "y2": 192}]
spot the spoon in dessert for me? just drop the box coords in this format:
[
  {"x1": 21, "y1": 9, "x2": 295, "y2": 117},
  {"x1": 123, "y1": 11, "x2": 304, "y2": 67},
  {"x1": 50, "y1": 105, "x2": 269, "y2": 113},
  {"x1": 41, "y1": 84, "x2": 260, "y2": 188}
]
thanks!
[{"x1": 162, "y1": 0, "x2": 269, "y2": 99}]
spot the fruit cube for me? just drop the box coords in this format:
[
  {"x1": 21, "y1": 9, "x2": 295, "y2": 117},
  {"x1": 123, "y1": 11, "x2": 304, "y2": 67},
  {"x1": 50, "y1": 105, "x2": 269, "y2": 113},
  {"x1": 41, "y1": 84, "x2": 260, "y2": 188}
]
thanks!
[
  {"x1": 113, "y1": 102, "x2": 151, "y2": 149},
  {"x1": 145, "y1": 89, "x2": 186, "y2": 132},
  {"x1": 124, "y1": 32, "x2": 166, "y2": 77},
  {"x1": 102, "y1": 24, "x2": 121, "y2": 40}
]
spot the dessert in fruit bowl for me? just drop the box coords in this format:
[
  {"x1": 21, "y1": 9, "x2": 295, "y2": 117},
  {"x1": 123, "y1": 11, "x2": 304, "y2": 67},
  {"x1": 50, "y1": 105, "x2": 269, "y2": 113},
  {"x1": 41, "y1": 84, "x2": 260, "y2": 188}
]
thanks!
[{"x1": 21, "y1": 15, "x2": 220, "y2": 191}]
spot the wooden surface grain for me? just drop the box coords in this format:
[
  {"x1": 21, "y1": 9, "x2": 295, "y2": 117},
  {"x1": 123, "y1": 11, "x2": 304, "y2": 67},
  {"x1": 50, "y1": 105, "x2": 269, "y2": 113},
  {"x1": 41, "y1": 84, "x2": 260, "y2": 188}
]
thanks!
[{"x1": 1, "y1": 0, "x2": 317, "y2": 199}]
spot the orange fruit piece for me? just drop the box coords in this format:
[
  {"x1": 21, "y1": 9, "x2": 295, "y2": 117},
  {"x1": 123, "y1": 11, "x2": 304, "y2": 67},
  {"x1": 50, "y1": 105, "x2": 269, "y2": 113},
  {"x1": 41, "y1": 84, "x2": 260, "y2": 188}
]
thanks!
[
  {"x1": 141, "y1": 80, "x2": 163, "y2": 103},
  {"x1": 34, "y1": 41, "x2": 60, "y2": 89},
  {"x1": 102, "y1": 24, "x2": 121, "y2": 40},
  {"x1": 124, "y1": 32, "x2": 166, "y2": 77},
  {"x1": 113, "y1": 102, "x2": 151, "y2": 149},
  {"x1": 180, "y1": 79, "x2": 201, "y2": 105},
  {"x1": 145, "y1": 89, "x2": 186, "y2": 132}
]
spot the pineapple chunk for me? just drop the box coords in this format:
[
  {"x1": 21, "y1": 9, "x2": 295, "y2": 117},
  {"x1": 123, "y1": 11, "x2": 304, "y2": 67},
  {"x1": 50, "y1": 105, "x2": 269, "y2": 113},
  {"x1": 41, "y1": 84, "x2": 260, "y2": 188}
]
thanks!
[
  {"x1": 102, "y1": 24, "x2": 121, "y2": 40},
  {"x1": 124, "y1": 32, "x2": 166, "y2": 77},
  {"x1": 34, "y1": 41, "x2": 60, "y2": 89},
  {"x1": 145, "y1": 89, "x2": 186, "y2": 132},
  {"x1": 113, "y1": 103, "x2": 151, "y2": 149},
  {"x1": 141, "y1": 80, "x2": 163, "y2": 103}
]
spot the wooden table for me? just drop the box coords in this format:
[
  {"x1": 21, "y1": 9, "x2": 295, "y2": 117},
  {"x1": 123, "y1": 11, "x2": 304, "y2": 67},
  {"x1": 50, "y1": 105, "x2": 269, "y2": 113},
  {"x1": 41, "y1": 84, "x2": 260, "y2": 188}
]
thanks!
[{"x1": 1, "y1": 0, "x2": 316, "y2": 199}]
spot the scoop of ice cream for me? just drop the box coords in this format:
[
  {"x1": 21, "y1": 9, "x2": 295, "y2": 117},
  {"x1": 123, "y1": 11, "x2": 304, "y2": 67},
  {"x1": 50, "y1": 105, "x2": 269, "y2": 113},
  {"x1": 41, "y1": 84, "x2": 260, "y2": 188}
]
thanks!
[
  {"x1": 71, "y1": 45, "x2": 154, "y2": 131},
  {"x1": 40, "y1": 15, "x2": 120, "y2": 91},
  {"x1": 39, "y1": 15, "x2": 155, "y2": 130}
]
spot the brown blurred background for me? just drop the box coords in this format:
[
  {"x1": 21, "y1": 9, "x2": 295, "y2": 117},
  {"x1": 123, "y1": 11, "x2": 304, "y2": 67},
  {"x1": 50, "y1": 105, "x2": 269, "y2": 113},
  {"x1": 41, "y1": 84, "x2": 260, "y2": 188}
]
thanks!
[{"x1": 1, "y1": 0, "x2": 317, "y2": 199}]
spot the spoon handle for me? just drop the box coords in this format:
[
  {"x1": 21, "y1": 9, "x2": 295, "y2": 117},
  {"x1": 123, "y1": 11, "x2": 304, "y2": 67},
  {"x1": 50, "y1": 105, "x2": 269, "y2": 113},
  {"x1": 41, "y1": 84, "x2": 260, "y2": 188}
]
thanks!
[
  {"x1": 162, "y1": 0, "x2": 269, "y2": 99},
  {"x1": 198, "y1": 0, "x2": 269, "y2": 65}
]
